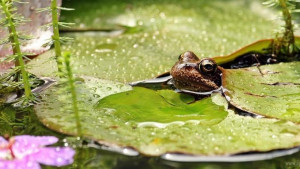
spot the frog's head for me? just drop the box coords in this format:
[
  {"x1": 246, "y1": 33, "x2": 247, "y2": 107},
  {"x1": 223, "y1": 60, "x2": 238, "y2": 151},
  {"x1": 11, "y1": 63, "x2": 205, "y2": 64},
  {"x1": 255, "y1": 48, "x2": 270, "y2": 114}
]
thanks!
[{"x1": 170, "y1": 51, "x2": 222, "y2": 92}]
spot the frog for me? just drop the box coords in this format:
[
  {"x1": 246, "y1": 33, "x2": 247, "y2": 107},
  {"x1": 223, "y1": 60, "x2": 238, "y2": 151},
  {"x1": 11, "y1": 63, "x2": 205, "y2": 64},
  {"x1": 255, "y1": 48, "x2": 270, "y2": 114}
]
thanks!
[
  {"x1": 170, "y1": 51, "x2": 222, "y2": 92},
  {"x1": 130, "y1": 36, "x2": 300, "y2": 93},
  {"x1": 130, "y1": 51, "x2": 223, "y2": 94}
]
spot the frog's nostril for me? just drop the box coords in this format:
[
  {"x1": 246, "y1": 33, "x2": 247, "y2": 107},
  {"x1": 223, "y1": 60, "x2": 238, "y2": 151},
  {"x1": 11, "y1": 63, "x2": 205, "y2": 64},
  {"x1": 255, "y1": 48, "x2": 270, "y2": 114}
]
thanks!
[{"x1": 178, "y1": 54, "x2": 182, "y2": 60}]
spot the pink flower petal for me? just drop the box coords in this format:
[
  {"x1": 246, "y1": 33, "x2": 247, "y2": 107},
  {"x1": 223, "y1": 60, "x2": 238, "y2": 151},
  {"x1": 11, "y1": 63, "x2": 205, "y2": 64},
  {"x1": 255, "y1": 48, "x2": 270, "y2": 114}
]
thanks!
[
  {"x1": 13, "y1": 135, "x2": 58, "y2": 146},
  {"x1": 31, "y1": 147, "x2": 75, "y2": 167},
  {"x1": 12, "y1": 135, "x2": 58, "y2": 159},
  {"x1": 0, "y1": 137, "x2": 7, "y2": 144},
  {"x1": 0, "y1": 150, "x2": 10, "y2": 161},
  {"x1": 0, "y1": 135, "x2": 75, "y2": 168},
  {"x1": 0, "y1": 157, "x2": 41, "y2": 169},
  {"x1": 0, "y1": 137, "x2": 9, "y2": 160}
]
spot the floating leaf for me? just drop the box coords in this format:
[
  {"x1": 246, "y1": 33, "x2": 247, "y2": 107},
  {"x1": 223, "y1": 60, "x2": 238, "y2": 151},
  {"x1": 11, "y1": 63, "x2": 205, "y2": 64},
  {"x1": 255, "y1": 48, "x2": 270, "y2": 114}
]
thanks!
[
  {"x1": 29, "y1": 0, "x2": 278, "y2": 83},
  {"x1": 96, "y1": 87, "x2": 227, "y2": 124},
  {"x1": 34, "y1": 76, "x2": 300, "y2": 156},
  {"x1": 222, "y1": 62, "x2": 300, "y2": 123}
]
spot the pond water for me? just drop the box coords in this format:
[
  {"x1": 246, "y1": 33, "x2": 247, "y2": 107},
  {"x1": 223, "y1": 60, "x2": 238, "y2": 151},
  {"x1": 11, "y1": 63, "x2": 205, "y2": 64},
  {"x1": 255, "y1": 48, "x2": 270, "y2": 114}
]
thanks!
[{"x1": 3, "y1": 0, "x2": 300, "y2": 168}]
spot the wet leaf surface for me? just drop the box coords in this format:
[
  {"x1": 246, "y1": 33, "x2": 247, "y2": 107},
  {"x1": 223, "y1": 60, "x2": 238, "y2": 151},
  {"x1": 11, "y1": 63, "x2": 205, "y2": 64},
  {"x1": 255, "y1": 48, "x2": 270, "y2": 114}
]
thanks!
[
  {"x1": 29, "y1": 0, "x2": 277, "y2": 83},
  {"x1": 35, "y1": 76, "x2": 300, "y2": 156},
  {"x1": 96, "y1": 87, "x2": 227, "y2": 124},
  {"x1": 28, "y1": 0, "x2": 300, "y2": 160},
  {"x1": 222, "y1": 62, "x2": 300, "y2": 123}
]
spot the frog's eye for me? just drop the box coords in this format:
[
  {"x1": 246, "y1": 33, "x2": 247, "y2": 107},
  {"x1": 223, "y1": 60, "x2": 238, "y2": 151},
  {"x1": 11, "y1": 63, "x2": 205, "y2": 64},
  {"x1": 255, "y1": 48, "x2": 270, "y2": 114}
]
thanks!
[{"x1": 199, "y1": 59, "x2": 217, "y2": 75}]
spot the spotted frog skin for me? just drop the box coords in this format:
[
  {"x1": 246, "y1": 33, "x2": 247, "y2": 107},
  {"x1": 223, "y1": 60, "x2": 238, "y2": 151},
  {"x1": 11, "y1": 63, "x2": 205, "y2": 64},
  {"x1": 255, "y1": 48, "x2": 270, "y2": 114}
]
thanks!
[{"x1": 170, "y1": 51, "x2": 222, "y2": 92}]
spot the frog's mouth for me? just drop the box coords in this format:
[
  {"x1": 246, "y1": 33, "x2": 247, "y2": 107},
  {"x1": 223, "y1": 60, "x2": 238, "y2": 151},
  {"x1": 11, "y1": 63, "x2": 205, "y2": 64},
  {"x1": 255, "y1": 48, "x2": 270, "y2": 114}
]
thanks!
[{"x1": 175, "y1": 86, "x2": 223, "y2": 95}]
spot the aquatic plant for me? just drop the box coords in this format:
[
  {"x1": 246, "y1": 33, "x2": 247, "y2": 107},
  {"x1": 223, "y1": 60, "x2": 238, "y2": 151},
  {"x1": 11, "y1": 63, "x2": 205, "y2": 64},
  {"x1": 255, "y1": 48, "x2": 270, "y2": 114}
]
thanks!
[
  {"x1": 38, "y1": 1, "x2": 81, "y2": 136},
  {"x1": 49, "y1": 1, "x2": 81, "y2": 136},
  {"x1": 0, "y1": 0, "x2": 33, "y2": 102},
  {"x1": 0, "y1": 135, "x2": 75, "y2": 168},
  {"x1": 263, "y1": 0, "x2": 300, "y2": 58},
  {"x1": 58, "y1": 52, "x2": 82, "y2": 136},
  {"x1": 38, "y1": 0, "x2": 74, "y2": 75},
  {"x1": 51, "y1": 0, "x2": 63, "y2": 73}
]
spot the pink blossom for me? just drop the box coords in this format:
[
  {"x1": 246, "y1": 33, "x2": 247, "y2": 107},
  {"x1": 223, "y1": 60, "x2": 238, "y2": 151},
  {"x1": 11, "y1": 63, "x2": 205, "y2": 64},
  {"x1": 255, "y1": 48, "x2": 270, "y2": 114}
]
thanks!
[{"x1": 0, "y1": 135, "x2": 75, "y2": 169}]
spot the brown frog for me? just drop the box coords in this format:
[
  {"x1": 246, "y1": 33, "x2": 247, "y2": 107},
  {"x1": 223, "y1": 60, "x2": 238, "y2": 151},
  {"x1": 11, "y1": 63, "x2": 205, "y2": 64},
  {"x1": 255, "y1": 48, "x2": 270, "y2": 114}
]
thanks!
[{"x1": 170, "y1": 51, "x2": 222, "y2": 92}]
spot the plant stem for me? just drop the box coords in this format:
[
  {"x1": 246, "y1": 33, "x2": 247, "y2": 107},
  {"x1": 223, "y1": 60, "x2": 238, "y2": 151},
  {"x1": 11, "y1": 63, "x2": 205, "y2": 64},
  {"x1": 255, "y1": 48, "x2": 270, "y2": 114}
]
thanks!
[
  {"x1": 1, "y1": 0, "x2": 32, "y2": 98},
  {"x1": 51, "y1": 0, "x2": 63, "y2": 74},
  {"x1": 279, "y1": 0, "x2": 295, "y2": 55},
  {"x1": 63, "y1": 52, "x2": 82, "y2": 136}
]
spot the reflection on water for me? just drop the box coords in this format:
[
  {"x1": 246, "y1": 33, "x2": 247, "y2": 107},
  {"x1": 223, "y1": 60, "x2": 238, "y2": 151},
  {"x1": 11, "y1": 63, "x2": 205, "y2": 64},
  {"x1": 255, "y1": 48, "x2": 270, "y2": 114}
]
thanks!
[{"x1": 69, "y1": 145, "x2": 300, "y2": 169}]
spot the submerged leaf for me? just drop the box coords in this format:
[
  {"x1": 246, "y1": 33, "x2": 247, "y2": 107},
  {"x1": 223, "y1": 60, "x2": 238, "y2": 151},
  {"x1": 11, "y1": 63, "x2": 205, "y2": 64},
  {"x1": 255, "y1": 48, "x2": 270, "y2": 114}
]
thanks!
[{"x1": 96, "y1": 87, "x2": 227, "y2": 124}]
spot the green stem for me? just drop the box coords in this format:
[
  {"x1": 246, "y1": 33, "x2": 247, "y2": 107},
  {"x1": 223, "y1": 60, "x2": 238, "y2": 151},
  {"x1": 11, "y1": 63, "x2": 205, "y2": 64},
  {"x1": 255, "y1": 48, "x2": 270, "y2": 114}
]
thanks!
[
  {"x1": 51, "y1": 0, "x2": 63, "y2": 74},
  {"x1": 279, "y1": 0, "x2": 295, "y2": 55},
  {"x1": 63, "y1": 52, "x2": 82, "y2": 136},
  {"x1": 1, "y1": 0, "x2": 32, "y2": 98}
]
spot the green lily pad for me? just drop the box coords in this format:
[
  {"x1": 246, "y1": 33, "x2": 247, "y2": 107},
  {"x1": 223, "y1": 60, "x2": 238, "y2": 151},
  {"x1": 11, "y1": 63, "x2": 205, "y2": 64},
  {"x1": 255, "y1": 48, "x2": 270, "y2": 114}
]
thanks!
[
  {"x1": 96, "y1": 87, "x2": 227, "y2": 124},
  {"x1": 35, "y1": 76, "x2": 300, "y2": 156},
  {"x1": 222, "y1": 62, "x2": 300, "y2": 123},
  {"x1": 29, "y1": 0, "x2": 278, "y2": 83}
]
